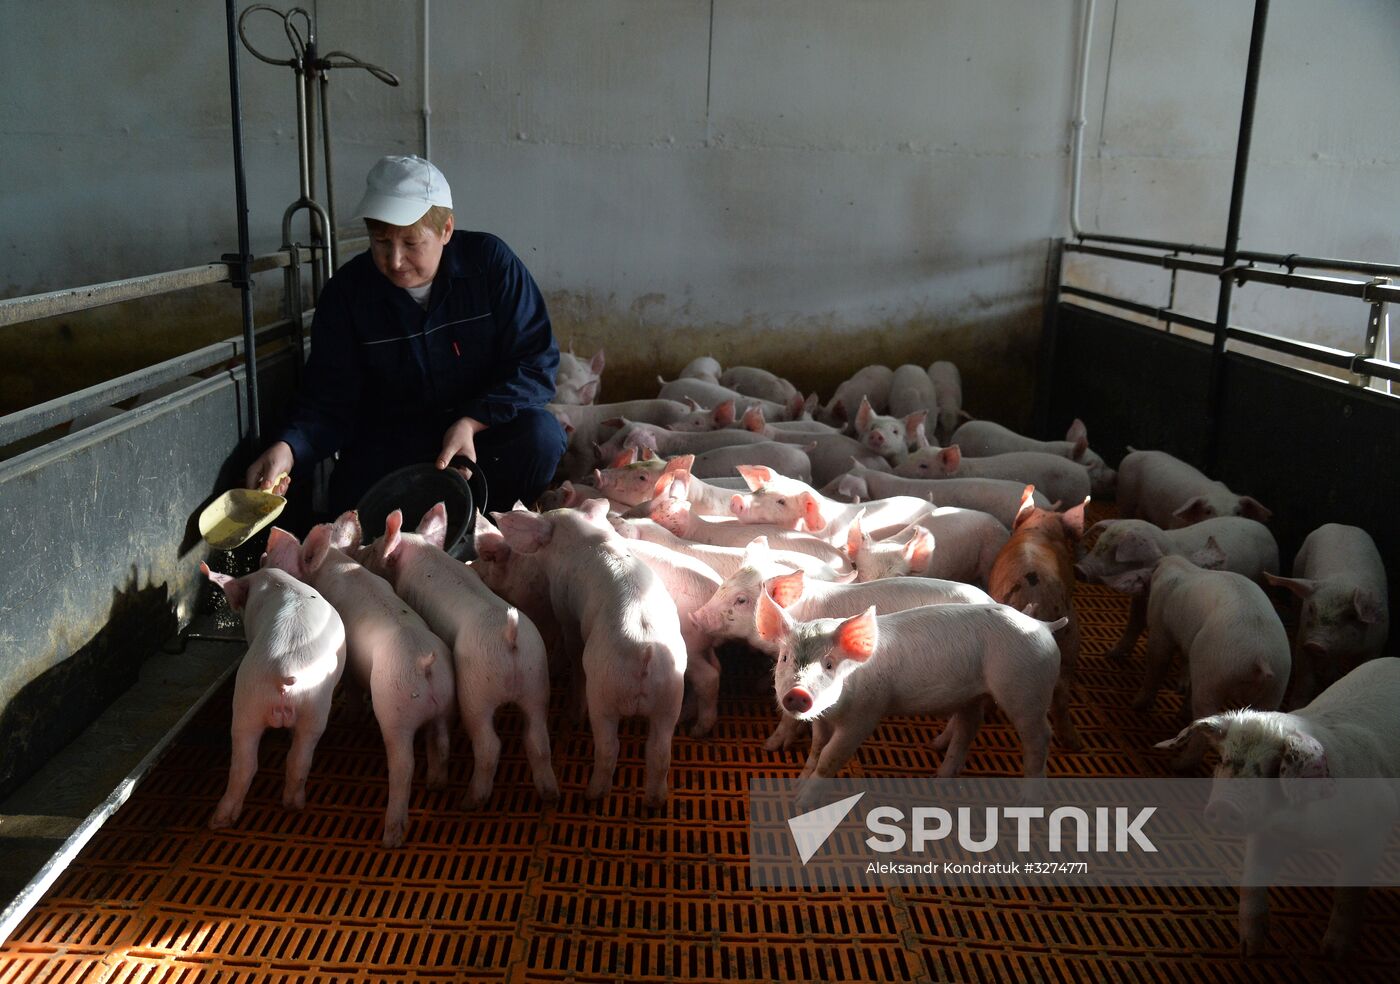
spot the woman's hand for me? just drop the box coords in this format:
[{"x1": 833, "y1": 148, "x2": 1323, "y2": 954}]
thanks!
[
  {"x1": 246, "y1": 441, "x2": 294, "y2": 495},
  {"x1": 438, "y1": 416, "x2": 487, "y2": 475}
]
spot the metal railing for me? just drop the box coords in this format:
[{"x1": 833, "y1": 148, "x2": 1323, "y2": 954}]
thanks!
[
  {"x1": 1061, "y1": 242, "x2": 1400, "y2": 388},
  {"x1": 0, "y1": 246, "x2": 324, "y2": 450}
]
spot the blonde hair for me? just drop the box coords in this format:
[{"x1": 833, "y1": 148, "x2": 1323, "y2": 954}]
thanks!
[{"x1": 365, "y1": 204, "x2": 454, "y2": 237}]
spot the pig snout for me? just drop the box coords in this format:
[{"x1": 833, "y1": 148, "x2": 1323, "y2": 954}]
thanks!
[
  {"x1": 689, "y1": 607, "x2": 723, "y2": 634},
  {"x1": 781, "y1": 687, "x2": 814, "y2": 715},
  {"x1": 730, "y1": 493, "x2": 750, "y2": 518},
  {"x1": 1204, "y1": 782, "x2": 1261, "y2": 835}
]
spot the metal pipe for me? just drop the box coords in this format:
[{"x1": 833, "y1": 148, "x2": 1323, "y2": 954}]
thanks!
[
  {"x1": 1060, "y1": 286, "x2": 1218, "y2": 334},
  {"x1": 225, "y1": 0, "x2": 261, "y2": 451},
  {"x1": 1205, "y1": 0, "x2": 1269, "y2": 472},
  {"x1": 1362, "y1": 278, "x2": 1391, "y2": 393},
  {"x1": 1063, "y1": 242, "x2": 1222, "y2": 277},
  {"x1": 0, "y1": 255, "x2": 286, "y2": 328},
  {"x1": 1074, "y1": 230, "x2": 1400, "y2": 280},
  {"x1": 1067, "y1": 0, "x2": 1095, "y2": 238},
  {"x1": 318, "y1": 74, "x2": 339, "y2": 271},
  {"x1": 1062, "y1": 290, "x2": 1400, "y2": 384},
  {"x1": 0, "y1": 321, "x2": 294, "y2": 450},
  {"x1": 422, "y1": 0, "x2": 432, "y2": 159}
]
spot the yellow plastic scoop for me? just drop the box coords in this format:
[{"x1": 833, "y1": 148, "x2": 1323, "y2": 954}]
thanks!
[{"x1": 199, "y1": 475, "x2": 289, "y2": 550}]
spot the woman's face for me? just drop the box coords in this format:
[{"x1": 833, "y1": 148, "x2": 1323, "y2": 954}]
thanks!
[{"x1": 369, "y1": 214, "x2": 454, "y2": 289}]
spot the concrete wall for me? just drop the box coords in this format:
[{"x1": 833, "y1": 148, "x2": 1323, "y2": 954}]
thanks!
[{"x1": 2, "y1": 1, "x2": 1395, "y2": 425}]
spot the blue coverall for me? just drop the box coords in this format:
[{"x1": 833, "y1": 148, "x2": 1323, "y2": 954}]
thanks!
[{"x1": 274, "y1": 230, "x2": 567, "y2": 515}]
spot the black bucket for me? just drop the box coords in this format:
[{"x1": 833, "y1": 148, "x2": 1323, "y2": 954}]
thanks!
[{"x1": 355, "y1": 456, "x2": 488, "y2": 560}]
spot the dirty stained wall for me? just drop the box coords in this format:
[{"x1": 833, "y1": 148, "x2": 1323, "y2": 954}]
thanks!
[{"x1": 3, "y1": 1, "x2": 1396, "y2": 423}]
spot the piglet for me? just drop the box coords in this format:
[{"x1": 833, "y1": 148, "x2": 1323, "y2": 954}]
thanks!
[
  {"x1": 845, "y1": 508, "x2": 1008, "y2": 586},
  {"x1": 820, "y1": 364, "x2": 894, "y2": 425},
  {"x1": 950, "y1": 418, "x2": 1117, "y2": 498},
  {"x1": 555, "y1": 345, "x2": 606, "y2": 405},
  {"x1": 853, "y1": 396, "x2": 925, "y2": 465},
  {"x1": 925, "y1": 360, "x2": 964, "y2": 444},
  {"x1": 1157, "y1": 658, "x2": 1400, "y2": 958},
  {"x1": 718, "y1": 365, "x2": 801, "y2": 405},
  {"x1": 1137, "y1": 555, "x2": 1290, "y2": 770},
  {"x1": 987, "y1": 489, "x2": 1088, "y2": 749},
  {"x1": 1117, "y1": 449, "x2": 1271, "y2": 528},
  {"x1": 1264, "y1": 523, "x2": 1389, "y2": 707},
  {"x1": 358, "y1": 505, "x2": 558, "y2": 809},
  {"x1": 264, "y1": 521, "x2": 455, "y2": 848},
  {"x1": 495, "y1": 501, "x2": 687, "y2": 806},
  {"x1": 836, "y1": 462, "x2": 1051, "y2": 528},
  {"x1": 1074, "y1": 516, "x2": 1279, "y2": 660},
  {"x1": 200, "y1": 564, "x2": 346, "y2": 829},
  {"x1": 897, "y1": 445, "x2": 1091, "y2": 508},
  {"x1": 886, "y1": 363, "x2": 939, "y2": 422},
  {"x1": 762, "y1": 593, "x2": 1061, "y2": 787},
  {"x1": 679, "y1": 355, "x2": 722, "y2": 383},
  {"x1": 658, "y1": 377, "x2": 804, "y2": 422}
]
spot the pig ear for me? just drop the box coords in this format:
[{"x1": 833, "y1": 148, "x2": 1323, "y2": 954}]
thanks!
[
  {"x1": 1154, "y1": 715, "x2": 1230, "y2": 752},
  {"x1": 1101, "y1": 565, "x2": 1155, "y2": 596},
  {"x1": 940, "y1": 445, "x2": 962, "y2": 471},
  {"x1": 834, "y1": 607, "x2": 879, "y2": 662},
  {"x1": 302, "y1": 524, "x2": 333, "y2": 574},
  {"x1": 802, "y1": 393, "x2": 819, "y2": 419},
  {"x1": 912, "y1": 421, "x2": 932, "y2": 450},
  {"x1": 1069, "y1": 434, "x2": 1089, "y2": 462},
  {"x1": 329, "y1": 510, "x2": 362, "y2": 550},
  {"x1": 903, "y1": 410, "x2": 928, "y2": 445},
  {"x1": 1354, "y1": 588, "x2": 1384, "y2": 625},
  {"x1": 844, "y1": 511, "x2": 867, "y2": 558},
  {"x1": 201, "y1": 562, "x2": 251, "y2": 611},
  {"x1": 627, "y1": 429, "x2": 659, "y2": 452},
  {"x1": 639, "y1": 446, "x2": 657, "y2": 461},
  {"x1": 1114, "y1": 530, "x2": 1162, "y2": 565},
  {"x1": 713, "y1": 400, "x2": 736, "y2": 427},
  {"x1": 1060, "y1": 497, "x2": 1089, "y2": 538},
  {"x1": 609, "y1": 447, "x2": 639, "y2": 468},
  {"x1": 1262, "y1": 571, "x2": 1308, "y2": 600},
  {"x1": 417, "y1": 503, "x2": 449, "y2": 548},
  {"x1": 1238, "y1": 496, "x2": 1272, "y2": 524},
  {"x1": 661, "y1": 454, "x2": 694, "y2": 478},
  {"x1": 376, "y1": 509, "x2": 406, "y2": 563},
  {"x1": 1065, "y1": 418, "x2": 1088, "y2": 445},
  {"x1": 554, "y1": 410, "x2": 575, "y2": 436},
  {"x1": 1189, "y1": 536, "x2": 1228, "y2": 571},
  {"x1": 1011, "y1": 485, "x2": 1038, "y2": 530},
  {"x1": 741, "y1": 535, "x2": 771, "y2": 565},
  {"x1": 683, "y1": 396, "x2": 703, "y2": 411},
  {"x1": 855, "y1": 397, "x2": 874, "y2": 434},
  {"x1": 601, "y1": 416, "x2": 625, "y2": 429},
  {"x1": 754, "y1": 588, "x2": 794, "y2": 644},
  {"x1": 578, "y1": 498, "x2": 611, "y2": 525},
  {"x1": 1173, "y1": 497, "x2": 1214, "y2": 525},
  {"x1": 577, "y1": 379, "x2": 600, "y2": 404},
  {"x1": 797, "y1": 492, "x2": 826, "y2": 533},
  {"x1": 785, "y1": 392, "x2": 805, "y2": 420},
  {"x1": 589, "y1": 349, "x2": 606, "y2": 375},
  {"x1": 904, "y1": 529, "x2": 934, "y2": 574},
  {"x1": 494, "y1": 510, "x2": 553, "y2": 554},
  {"x1": 1279, "y1": 731, "x2": 1333, "y2": 805},
  {"x1": 742, "y1": 406, "x2": 765, "y2": 432},
  {"x1": 737, "y1": 464, "x2": 774, "y2": 491},
  {"x1": 766, "y1": 569, "x2": 806, "y2": 609}
]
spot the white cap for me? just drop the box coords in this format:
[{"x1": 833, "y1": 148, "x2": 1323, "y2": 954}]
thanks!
[{"x1": 352, "y1": 155, "x2": 453, "y2": 226}]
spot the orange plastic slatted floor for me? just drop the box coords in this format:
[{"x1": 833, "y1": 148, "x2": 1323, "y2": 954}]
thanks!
[{"x1": 4, "y1": 512, "x2": 1399, "y2": 983}]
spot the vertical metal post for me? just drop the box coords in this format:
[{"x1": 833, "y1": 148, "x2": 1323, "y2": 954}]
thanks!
[
  {"x1": 1362, "y1": 278, "x2": 1390, "y2": 393},
  {"x1": 1032, "y1": 237, "x2": 1066, "y2": 439},
  {"x1": 224, "y1": 0, "x2": 261, "y2": 450},
  {"x1": 1205, "y1": 0, "x2": 1269, "y2": 474}
]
